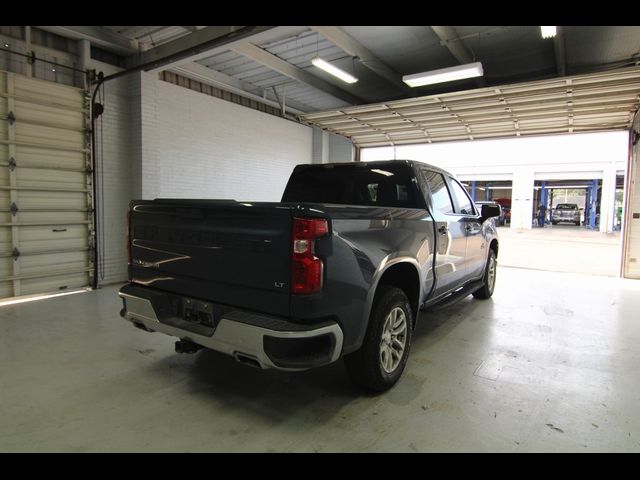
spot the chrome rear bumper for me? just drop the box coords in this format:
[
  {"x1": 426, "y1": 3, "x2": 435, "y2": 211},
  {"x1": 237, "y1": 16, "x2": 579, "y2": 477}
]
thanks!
[{"x1": 118, "y1": 284, "x2": 344, "y2": 372}]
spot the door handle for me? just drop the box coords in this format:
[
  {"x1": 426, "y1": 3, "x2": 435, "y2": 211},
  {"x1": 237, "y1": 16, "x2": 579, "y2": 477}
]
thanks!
[{"x1": 438, "y1": 225, "x2": 448, "y2": 235}]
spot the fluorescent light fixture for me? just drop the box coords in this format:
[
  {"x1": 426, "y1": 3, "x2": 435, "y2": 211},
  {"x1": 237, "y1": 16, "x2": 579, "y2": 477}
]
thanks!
[
  {"x1": 403, "y1": 62, "x2": 484, "y2": 87},
  {"x1": 311, "y1": 57, "x2": 358, "y2": 84},
  {"x1": 541, "y1": 26, "x2": 557, "y2": 39}
]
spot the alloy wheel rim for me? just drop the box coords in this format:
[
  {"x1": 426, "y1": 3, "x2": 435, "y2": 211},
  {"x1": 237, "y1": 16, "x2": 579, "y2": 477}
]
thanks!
[
  {"x1": 488, "y1": 256, "x2": 496, "y2": 293},
  {"x1": 379, "y1": 307, "x2": 407, "y2": 374}
]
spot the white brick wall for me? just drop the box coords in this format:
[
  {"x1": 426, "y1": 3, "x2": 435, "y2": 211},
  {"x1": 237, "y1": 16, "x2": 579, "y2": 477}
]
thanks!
[
  {"x1": 140, "y1": 73, "x2": 313, "y2": 202},
  {"x1": 94, "y1": 72, "x2": 318, "y2": 285}
]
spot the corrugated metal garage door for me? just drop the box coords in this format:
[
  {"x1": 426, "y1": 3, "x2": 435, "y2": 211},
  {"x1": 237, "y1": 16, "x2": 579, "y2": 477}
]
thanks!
[
  {"x1": 301, "y1": 66, "x2": 640, "y2": 147},
  {"x1": 0, "y1": 69, "x2": 92, "y2": 299}
]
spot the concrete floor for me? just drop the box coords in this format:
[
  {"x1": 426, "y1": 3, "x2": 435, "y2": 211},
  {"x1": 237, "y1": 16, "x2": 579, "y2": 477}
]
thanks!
[
  {"x1": 1, "y1": 266, "x2": 640, "y2": 452},
  {"x1": 497, "y1": 225, "x2": 621, "y2": 277}
]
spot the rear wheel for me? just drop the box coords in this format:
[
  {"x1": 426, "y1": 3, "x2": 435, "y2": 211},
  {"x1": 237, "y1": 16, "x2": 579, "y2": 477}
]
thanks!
[
  {"x1": 473, "y1": 249, "x2": 497, "y2": 300},
  {"x1": 552, "y1": 221, "x2": 557, "y2": 225},
  {"x1": 344, "y1": 286, "x2": 413, "y2": 394}
]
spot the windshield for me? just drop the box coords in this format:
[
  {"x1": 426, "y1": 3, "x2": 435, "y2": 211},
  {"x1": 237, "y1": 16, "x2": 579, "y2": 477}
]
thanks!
[{"x1": 556, "y1": 204, "x2": 578, "y2": 210}]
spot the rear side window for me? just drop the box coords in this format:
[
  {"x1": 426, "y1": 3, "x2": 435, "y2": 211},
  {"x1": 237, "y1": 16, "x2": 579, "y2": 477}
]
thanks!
[
  {"x1": 422, "y1": 170, "x2": 454, "y2": 214},
  {"x1": 282, "y1": 164, "x2": 420, "y2": 208},
  {"x1": 448, "y1": 177, "x2": 476, "y2": 215}
]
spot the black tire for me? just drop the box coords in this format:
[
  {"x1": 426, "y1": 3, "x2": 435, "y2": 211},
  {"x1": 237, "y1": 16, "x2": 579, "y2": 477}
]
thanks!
[
  {"x1": 473, "y1": 249, "x2": 497, "y2": 300},
  {"x1": 552, "y1": 221, "x2": 557, "y2": 225},
  {"x1": 575, "y1": 221, "x2": 580, "y2": 226},
  {"x1": 344, "y1": 286, "x2": 413, "y2": 394}
]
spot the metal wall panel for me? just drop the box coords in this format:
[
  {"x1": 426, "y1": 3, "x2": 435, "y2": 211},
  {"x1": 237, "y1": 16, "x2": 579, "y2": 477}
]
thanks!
[{"x1": 0, "y1": 69, "x2": 92, "y2": 298}]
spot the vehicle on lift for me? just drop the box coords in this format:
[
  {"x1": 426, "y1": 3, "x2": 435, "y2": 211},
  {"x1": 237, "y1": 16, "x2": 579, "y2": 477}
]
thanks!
[
  {"x1": 475, "y1": 201, "x2": 505, "y2": 226},
  {"x1": 551, "y1": 203, "x2": 581, "y2": 226},
  {"x1": 118, "y1": 160, "x2": 501, "y2": 393}
]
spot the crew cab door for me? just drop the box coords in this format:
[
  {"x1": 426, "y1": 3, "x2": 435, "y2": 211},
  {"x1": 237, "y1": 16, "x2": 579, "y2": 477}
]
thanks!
[
  {"x1": 446, "y1": 176, "x2": 486, "y2": 279},
  {"x1": 421, "y1": 169, "x2": 467, "y2": 297}
]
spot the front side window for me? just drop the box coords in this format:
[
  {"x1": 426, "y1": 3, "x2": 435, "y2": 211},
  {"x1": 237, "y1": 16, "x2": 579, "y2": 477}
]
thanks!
[{"x1": 448, "y1": 177, "x2": 476, "y2": 215}]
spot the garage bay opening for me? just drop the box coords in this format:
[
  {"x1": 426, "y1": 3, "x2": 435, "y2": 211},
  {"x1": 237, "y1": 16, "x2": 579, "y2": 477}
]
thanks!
[{"x1": 362, "y1": 131, "x2": 628, "y2": 277}]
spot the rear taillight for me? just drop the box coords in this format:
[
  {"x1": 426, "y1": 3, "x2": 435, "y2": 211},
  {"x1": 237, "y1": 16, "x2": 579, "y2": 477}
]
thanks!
[
  {"x1": 126, "y1": 209, "x2": 132, "y2": 265},
  {"x1": 292, "y1": 217, "x2": 328, "y2": 294}
]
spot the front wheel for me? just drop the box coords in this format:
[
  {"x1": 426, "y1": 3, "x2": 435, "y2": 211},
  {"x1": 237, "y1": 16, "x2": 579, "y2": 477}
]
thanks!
[
  {"x1": 473, "y1": 249, "x2": 497, "y2": 300},
  {"x1": 344, "y1": 286, "x2": 413, "y2": 394}
]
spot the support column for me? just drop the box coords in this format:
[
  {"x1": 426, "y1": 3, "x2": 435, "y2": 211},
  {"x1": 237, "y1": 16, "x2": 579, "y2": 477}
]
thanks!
[
  {"x1": 540, "y1": 181, "x2": 547, "y2": 225},
  {"x1": 600, "y1": 163, "x2": 617, "y2": 233},
  {"x1": 78, "y1": 39, "x2": 91, "y2": 90},
  {"x1": 585, "y1": 187, "x2": 591, "y2": 227},
  {"x1": 589, "y1": 179, "x2": 598, "y2": 230},
  {"x1": 511, "y1": 169, "x2": 535, "y2": 229},
  {"x1": 312, "y1": 127, "x2": 329, "y2": 164}
]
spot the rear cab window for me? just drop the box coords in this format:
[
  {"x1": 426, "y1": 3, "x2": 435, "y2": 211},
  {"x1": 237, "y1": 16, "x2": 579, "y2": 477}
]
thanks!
[{"x1": 282, "y1": 163, "x2": 422, "y2": 208}]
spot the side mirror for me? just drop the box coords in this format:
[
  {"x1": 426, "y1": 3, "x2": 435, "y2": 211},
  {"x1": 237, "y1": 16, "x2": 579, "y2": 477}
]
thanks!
[{"x1": 481, "y1": 204, "x2": 501, "y2": 222}]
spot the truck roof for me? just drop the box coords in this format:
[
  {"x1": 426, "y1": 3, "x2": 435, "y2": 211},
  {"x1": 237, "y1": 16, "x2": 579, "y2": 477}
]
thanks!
[{"x1": 294, "y1": 159, "x2": 450, "y2": 175}]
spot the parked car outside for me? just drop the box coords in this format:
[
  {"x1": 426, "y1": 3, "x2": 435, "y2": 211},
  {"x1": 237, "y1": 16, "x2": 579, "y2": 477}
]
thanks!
[
  {"x1": 552, "y1": 203, "x2": 581, "y2": 225},
  {"x1": 494, "y1": 198, "x2": 511, "y2": 225}
]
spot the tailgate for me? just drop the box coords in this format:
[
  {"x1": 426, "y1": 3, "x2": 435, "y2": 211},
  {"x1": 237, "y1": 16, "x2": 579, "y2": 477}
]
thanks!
[{"x1": 129, "y1": 200, "x2": 292, "y2": 317}]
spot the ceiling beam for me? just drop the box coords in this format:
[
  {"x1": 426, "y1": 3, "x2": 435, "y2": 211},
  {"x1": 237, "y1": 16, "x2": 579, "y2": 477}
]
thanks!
[
  {"x1": 310, "y1": 26, "x2": 413, "y2": 95},
  {"x1": 171, "y1": 62, "x2": 310, "y2": 113},
  {"x1": 134, "y1": 26, "x2": 311, "y2": 74},
  {"x1": 553, "y1": 26, "x2": 566, "y2": 77},
  {"x1": 132, "y1": 26, "x2": 276, "y2": 73},
  {"x1": 430, "y1": 26, "x2": 485, "y2": 87},
  {"x1": 232, "y1": 42, "x2": 365, "y2": 105},
  {"x1": 36, "y1": 26, "x2": 138, "y2": 55}
]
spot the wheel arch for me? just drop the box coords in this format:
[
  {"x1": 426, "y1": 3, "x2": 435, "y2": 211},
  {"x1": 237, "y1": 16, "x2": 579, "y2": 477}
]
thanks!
[
  {"x1": 489, "y1": 238, "x2": 499, "y2": 258},
  {"x1": 368, "y1": 259, "x2": 422, "y2": 329}
]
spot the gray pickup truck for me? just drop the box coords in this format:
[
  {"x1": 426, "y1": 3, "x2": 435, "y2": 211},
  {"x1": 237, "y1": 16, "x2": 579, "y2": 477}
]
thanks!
[{"x1": 119, "y1": 160, "x2": 500, "y2": 392}]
